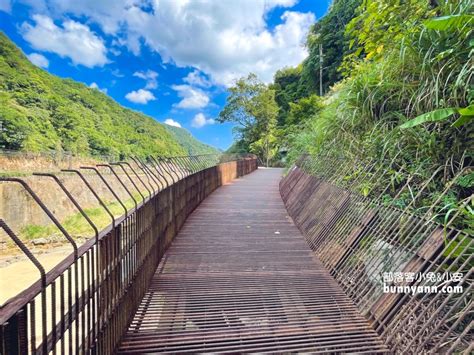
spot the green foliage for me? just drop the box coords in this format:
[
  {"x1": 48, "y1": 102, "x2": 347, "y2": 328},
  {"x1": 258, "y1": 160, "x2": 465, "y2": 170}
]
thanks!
[
  {"x1": 424, "y1": 14, "x2": 474, "y2": 30},
  {"x1": 226, "y1": 140, "x2": 250, "y2": 154},
  {"x1": 287, "y1": 94, "x2": 323, "y2": 126},
  {"x1": 399, "y1": 108, "x2": 457, "y2": 129},
  {"x1": 20, "y1": 197, "x2": 140, "y2": 242},
  {"x1": 400, "y1": 105, "x2": 474, "y2": 129},
  {"x1": 343, "y1": 0, "x2": 435, "y2": 65},
  {"x1": 219, "y1": 74, "x2": 279, "y2": 165},
  {"x1": 218, "y1": 73, "x2": 266, "y2": 130},
  {"x1": 272, "y1": 66, "x2": 309, "y2": 125},
  {"x1": 0, "y1": 32, "x2": 214, "y2": 159},
  {"x1": 21, "y1": 224, "x2": 48, "y2": 240},
  {"x1": 248, "y1": 88, "x2": 279, "y2": 166},
  {"x1": 456, "y1": 172, "x2": 474, "y2": 189},
  {"x1": 452, "y1": 105, "x2": 474, "y2": 127},
  {"x1": 284, "y1": 0, "x2": 473, "y2": 229},
  {"x1": 302, "y1": 0, "x2": 361, "y2": 93}
]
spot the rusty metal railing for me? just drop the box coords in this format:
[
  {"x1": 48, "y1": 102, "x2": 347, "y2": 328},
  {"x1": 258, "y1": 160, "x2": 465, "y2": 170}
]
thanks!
[
  {"x1": 0, "y1": 153, "x2": 257, "y2": 354},
  {"x1": 280, "y1": 152, "x2": 472, "y2": 353}
]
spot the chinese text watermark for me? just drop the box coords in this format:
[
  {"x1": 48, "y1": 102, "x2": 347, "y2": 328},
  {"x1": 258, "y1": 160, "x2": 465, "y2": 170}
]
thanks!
[{"x1": 382, "y1": 272, "x2": 463, "y2": 295}]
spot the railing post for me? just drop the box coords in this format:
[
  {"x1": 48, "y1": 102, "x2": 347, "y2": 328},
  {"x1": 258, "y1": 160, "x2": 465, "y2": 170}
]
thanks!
[{"x1": 0, "y1": 307, "x2": 28, "y2": 354}]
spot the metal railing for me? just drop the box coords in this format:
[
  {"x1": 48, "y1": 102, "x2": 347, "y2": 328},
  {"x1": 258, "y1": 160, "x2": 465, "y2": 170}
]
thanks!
[
  {"x1": 0, "y1": 153, "x2": 257, "y2": 354},
  {"x1": 280, "y1": 152, "x2": 472, "y2": 353}
]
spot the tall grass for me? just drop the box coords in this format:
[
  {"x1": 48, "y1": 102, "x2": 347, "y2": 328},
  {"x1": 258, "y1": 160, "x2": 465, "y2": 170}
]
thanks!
[{"x1": 289, "y1": 0, "x2": 473, "y2": 230}]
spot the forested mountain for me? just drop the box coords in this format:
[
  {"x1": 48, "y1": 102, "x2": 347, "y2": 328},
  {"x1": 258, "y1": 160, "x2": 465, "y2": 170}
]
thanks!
[
  {"x1": 164, "y1": 125, "x2": 221, "y2": 155},
  {"x1": 0, "y1": 32, "x2": 218, "y2": 159}
]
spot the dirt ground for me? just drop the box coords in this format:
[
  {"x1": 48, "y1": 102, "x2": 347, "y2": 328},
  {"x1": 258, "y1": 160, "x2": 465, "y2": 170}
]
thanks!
[{"x1": 0, "y1": 246, "x2": 72, "y2": 305}]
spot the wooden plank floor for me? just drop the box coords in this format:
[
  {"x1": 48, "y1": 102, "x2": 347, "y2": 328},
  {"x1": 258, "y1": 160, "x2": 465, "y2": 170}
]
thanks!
[{"x1": 117, "y1": 168, "x2": 387, "y2": 353}]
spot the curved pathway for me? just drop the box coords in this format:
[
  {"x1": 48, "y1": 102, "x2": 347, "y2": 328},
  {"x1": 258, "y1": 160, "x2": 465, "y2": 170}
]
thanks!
[{"x1": 117, "y1": 168, "x2": 387, "y2": 353}]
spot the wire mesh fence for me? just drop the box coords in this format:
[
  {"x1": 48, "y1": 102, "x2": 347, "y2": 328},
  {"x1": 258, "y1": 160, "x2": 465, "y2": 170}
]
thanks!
[{"x1": 280, "y1": 152, "x2": 472, "y2": 353}]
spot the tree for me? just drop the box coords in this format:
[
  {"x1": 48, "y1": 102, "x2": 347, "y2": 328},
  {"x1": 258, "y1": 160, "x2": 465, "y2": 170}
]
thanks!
[
  {"x1": 271, "y1": 65, "x2": 310, "y2": 126},
  {"x1": 248, "y1": 88, "x2": 279, "y2": 167},
  {"x1": 218, "y1": 74, "x2": 279, "y2": 165},
  {"x1": 217, "y1": 73, "x2": 266, "y2": 131},
  {"x1": 300, "y1": 0, "x2": 361, "y2": 93},
  {"x1": 343, "y1": 0, "x2": 435, "y2": 68},
  {"x1": 287, "y1": 94, "x2": 323, "y2": 126}
]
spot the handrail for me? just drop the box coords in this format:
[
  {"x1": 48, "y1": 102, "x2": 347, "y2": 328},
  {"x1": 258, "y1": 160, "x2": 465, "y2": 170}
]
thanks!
[{"x1": 0, "y1": 153, "x2": 257, "y2": 354}]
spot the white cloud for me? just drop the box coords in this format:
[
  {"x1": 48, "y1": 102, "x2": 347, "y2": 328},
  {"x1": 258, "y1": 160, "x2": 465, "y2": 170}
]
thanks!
[
  {"x1": 0, "y1": 0, "x2": 11, "y2": 13},
  {"x1": 111, "y1": 69, "x2": 124, "y2": 77},
  {"x1": 89, "y1": 82, "x2": 107, "y2": 93},
  {"x1": 20, "y1": 14, "x2": 108, "y2": 68},
  {"x1": 23, "y1": 0, "x2": 125, "y2": 33},
  {"x1": 27, "y1": 52, "x2": 49, "y2": 68},
  {"x1": 125, "y1": 89, "x2": 155, "y2": 104},
  {"x1": 123, "y1": 3, "x2": 314, "y2": 86},
  {"x1": 23, "y1": 1, "x2": 314, "y2": 86},
  {"x1": 265, "y1": 0, "x2": 299, "y2": 7},
  {"x1": 164, "y1": 118, "x2": 181, "y2": 128},
  {"x1": 191, "y1": 113, "x2": 215, "y2": 128},
  {"x1": 172, "y1": 85, "x2": 209, "y2": 109},
  {"x1": 133, "y1": 70, "x2": 158, "y2": 89},
  {"x1": 183, "y1": 70, "x2": 211, "y2": 88}
]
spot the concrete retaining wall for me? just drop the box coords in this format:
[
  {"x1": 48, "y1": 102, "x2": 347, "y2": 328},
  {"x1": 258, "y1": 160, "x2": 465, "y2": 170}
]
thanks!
[{"x1": 0, "y1": 158, "x2": 258, "y2": 243}]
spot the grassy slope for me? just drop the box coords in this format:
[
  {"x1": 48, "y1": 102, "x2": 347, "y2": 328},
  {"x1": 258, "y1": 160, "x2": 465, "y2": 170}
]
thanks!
[
  {"x1": 284, "y1": 1, "x2": 472, "y2": 230},
  {"x1": 0, "y1": 32, "x2": 216, "y2": 159},
  {"x1": 164, "y1": 125, "x2": 220, "y2": 155}
]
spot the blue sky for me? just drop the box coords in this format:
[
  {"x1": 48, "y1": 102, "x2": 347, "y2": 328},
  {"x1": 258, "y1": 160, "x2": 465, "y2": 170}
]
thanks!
[{"x1": 0, "y1": 0, "x2": 330, "y2": 150}]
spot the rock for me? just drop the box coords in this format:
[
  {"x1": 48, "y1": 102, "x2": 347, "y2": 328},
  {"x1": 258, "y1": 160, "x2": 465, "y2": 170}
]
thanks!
[
  {"x1": 32, "y1": 238, "x2": 48, "y2": 246},
  {"x1": 49, "y1": 234, "x2": 64, "y2": 243}
]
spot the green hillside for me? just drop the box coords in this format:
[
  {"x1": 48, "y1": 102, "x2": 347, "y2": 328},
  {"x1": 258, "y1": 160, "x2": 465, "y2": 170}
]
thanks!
[
  {"x1": 164, "y1": 125, "x2": 220, "y2": 155},
  {"x1": 0, "y1": 32, "x2": 215, "y2": 159}
]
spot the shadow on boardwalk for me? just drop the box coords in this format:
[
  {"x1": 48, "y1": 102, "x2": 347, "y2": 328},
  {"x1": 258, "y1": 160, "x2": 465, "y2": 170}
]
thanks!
[{"x1": 117, "y1": 168, "x2": 387, "y2": 353}]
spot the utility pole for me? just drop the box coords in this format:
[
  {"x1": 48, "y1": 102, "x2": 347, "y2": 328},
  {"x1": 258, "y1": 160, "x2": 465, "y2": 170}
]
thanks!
[
  {"x1": 265, "y1": 137, "x2": 269, "y2": 168},
  {"x1": 319, "y1": 43, "x2": 323, "y2": 96}
]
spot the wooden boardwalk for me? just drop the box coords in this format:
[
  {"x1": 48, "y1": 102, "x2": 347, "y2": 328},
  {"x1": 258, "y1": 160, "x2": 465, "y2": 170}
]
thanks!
[{"x1": 117, "y1": 168, "x2": 387, "y2": 353}]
